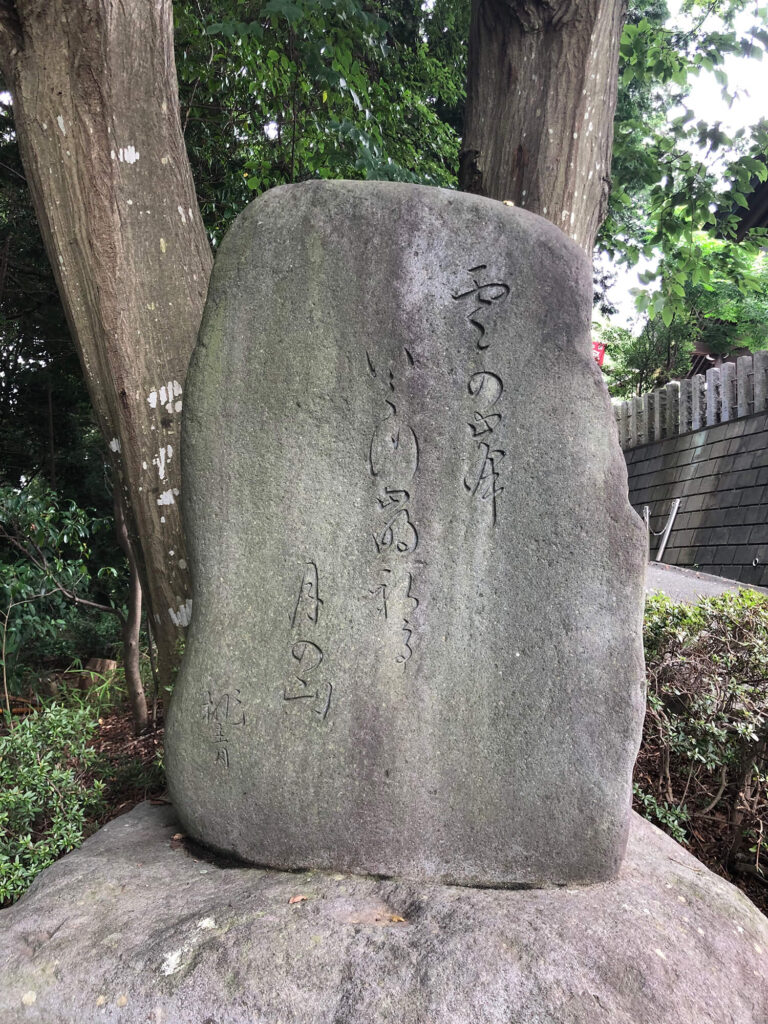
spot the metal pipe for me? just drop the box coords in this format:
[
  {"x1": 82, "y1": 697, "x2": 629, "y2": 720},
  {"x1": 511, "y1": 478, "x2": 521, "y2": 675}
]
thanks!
[
  {"x1": 642, "y1": 505, "x2": 651, "y2": 562},
  {"x1": 654, "y1": 498, "x2": 681, "y2": 563}
]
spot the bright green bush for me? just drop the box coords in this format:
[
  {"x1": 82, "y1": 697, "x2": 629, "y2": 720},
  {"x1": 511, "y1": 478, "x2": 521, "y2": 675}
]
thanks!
[{"x1": 0, "y1": 702, "x2": 106, "y2": 905}]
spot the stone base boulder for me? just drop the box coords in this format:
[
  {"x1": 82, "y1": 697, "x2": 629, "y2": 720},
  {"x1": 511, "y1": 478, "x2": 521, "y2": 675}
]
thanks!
[{"x1": 0, "y1": 802, "x2": 765, "y2": 1023}]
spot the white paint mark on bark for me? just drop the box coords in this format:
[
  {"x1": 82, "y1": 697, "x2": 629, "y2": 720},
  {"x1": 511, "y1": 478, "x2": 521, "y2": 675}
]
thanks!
[
  {"x1": 160, "y1": 238, "x2": 167, "y2": 253},
  {"x1": 153, "y1": 445, "x2": 174, "y2": 481},
  {"x1": 161, "y1": 155, "x2": 169, "y2": 165},
  {"x1": 177, "y1": 205, "x2": 187, "y2": 224},
  {"x1": 142, "y1": 461, "x2": 148, "y2": 470},
  {"x1": 108, "y1": 437, "x2": 121, "y2": 453},
  {"x1": 56, "y1": 115, "x2": 66, "y2": 135},
  {"x1": 160, "y1": 516, "x2": 166, "y2": 523},
  {"x1": 157, "y1": 490, "x2": 175, "y2": 506},
  {"x1": 188, "y1": 208, "x2": 193, "y2": 221},
  {"x1": 169, "y1": 599, "x2": 192, "y2": 627},
  {"x1": 148, "y1": 391, "x2": 158, "y2": 409},
  {"x1": 118, "y1": 145, "x2": 140, "y2": 164}
]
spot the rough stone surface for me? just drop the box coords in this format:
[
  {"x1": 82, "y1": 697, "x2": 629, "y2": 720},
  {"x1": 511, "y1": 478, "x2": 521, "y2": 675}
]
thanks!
[
  {"x1": 0, "y1": 802, "x2": 766, "y2": 1024},
  {"x1": 166, "y1": 181, "x2": 647, "y2": 886}
]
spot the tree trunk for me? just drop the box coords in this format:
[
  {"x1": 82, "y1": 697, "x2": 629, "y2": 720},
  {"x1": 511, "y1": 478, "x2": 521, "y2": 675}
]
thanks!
[
  {"x1": 114, "y1": 487, "x2": 148, "y2": 735},
  {"x1": 460, "y1": 0, "x2": 626, "y2": 252},
  {"x1": 0, "y1": 1, "x2": 212, "y2": 686}
]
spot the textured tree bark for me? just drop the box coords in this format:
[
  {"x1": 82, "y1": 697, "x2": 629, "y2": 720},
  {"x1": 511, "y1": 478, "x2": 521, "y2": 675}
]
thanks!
[
  {"x1": 0, "y1": 1, "x2": 213, "y2": 686},
  {"x1": 460, "y1": 0, "x2": 626, "y2": 252}
]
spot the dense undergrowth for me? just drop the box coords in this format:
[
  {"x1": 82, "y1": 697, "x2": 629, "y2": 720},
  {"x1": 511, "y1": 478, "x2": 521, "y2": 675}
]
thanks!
[
  {"x1": 0, "y1": 685, "x2": 164, "y2": 907},
  {"x1": 1, "y1": 590, "x2": 767, "y2": 913},
  {"x1": 634, "y1": 590, "x2": 768, "y2": 911}
]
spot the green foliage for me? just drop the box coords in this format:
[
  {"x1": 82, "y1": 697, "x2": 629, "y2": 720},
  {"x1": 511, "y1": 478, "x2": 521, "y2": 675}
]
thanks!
[
  {"x1": 0, "y1": 701, "x2": 106, "y2": 905},
  {"x1": 0, "y1": 484, "x2": 124, "y2": 696},
  {"x1": 605, "y1": 0, "x2": 768, "y2": 320},
  {"x1": 597, "y1": 316, "x2": 694, "y2": 397},
  {"x1": 600, "y1": 242, "x2": 768, "y2": 397},
  {"x1": 635, "y1": 591, "x2": 768, "y2": 876},
  {"x1": 632, "y1": 783, "x2": 690, "y2": 843},
  {"x1": 175, "y1": 0, "x2": 465, "y2": 242}
]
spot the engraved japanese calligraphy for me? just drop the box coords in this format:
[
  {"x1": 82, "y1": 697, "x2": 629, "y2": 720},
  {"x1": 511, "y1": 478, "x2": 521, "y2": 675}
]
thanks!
[
  {"x1": 285, "y1": 561, "x2": 332, "y2": 719},
  {"x1": 451, "y1": 264, "x2": 510, "y2": 350},
  {"x1": 202, "y1": 689, "x2": 245, "y2": 768},
  {"x1": 366, "y1": 348, "x2": 421, "y2": 667},
  {"x1": 452, "y1": 268, "x2": 510, "y2": 524}
]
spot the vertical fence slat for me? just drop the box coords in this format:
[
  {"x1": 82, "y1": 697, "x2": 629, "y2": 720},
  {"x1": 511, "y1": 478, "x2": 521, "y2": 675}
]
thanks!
[
  {"x1": 665, "y1": 381, "x2": 680, "y2": 438},
  {"x1": 692, "y1": 374, "x2": 706, "y2": 431},
  {"x1": 632, "y1": 394, "x2": 646, "y2": 447},
  {"x1": 651, "y1": 391, "x2": 663, "y2": 440},
  {"x1": 720, "y1": 362, "x2": 737, "y2": 422},
  {"x1": 655, "y1": 387, "x2": 667, "y2": 440},
  {"x1": 737, "y1": 355, "x2": 753, "y2": 418},
  {"x1": 679, "y1": 378, "x2": 693, "y2": 434},
  {"x1": 706, "y1": 367, "x2": 721, "y2": 426},
  {"x1": 616, "y1": 401, "x2": 629, "y2": 449},
  {"x1": 754, "y1": 351, "x2": 768, "y2": 413}
]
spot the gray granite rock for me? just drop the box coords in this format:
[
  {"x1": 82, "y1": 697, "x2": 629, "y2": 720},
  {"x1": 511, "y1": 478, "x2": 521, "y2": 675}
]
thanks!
[
  {"x1": 166, "y1": 181, "x2": 647, "y2": 886},
  {"x1": 0, "y1": 802, "x2": 766, "y2": 1024}
]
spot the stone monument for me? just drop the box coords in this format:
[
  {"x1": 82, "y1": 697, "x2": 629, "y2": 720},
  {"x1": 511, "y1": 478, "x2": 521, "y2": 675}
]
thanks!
[
  {"x1": 165, "y1": 180, "x2": 647, "y2": 886},
  {"x1": 3, "y1": 183, "x2": 766, "y2": 1024}
]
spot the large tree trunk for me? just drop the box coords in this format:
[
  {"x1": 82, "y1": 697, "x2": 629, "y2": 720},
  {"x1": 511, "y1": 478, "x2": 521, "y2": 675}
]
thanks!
[
  {"x1": 460, "y1": 0, "x2": 626, "y2": 252},
  {"x1": 0, "y1": 1, "x2": 213, "y2": 685}
]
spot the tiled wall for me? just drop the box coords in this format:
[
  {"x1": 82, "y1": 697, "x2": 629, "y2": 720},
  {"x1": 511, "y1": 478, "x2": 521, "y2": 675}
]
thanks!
[{"x1": 625, "y1": 412, "x2": 768, "y2": 586}]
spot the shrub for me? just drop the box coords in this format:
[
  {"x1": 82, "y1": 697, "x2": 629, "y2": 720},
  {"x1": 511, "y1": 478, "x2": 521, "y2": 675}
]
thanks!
[
  {"x1": 0, "y1": 483, "x2": 124, "y2": 697},
  {"x1": 0, "y1": 701, "x2": 106, "y2": 905},
  {"x1": 635, "y1": 591, "x2": 768, "y2": 884}
]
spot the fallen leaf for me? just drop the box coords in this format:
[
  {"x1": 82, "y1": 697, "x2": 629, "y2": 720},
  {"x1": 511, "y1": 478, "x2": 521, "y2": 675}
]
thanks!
[
  {"x1": 389, "y1": 914, "x2": 406, "y2": 923},
  {"x1": 289, "y1": 894, "x2": 307, "y2": 905}
]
